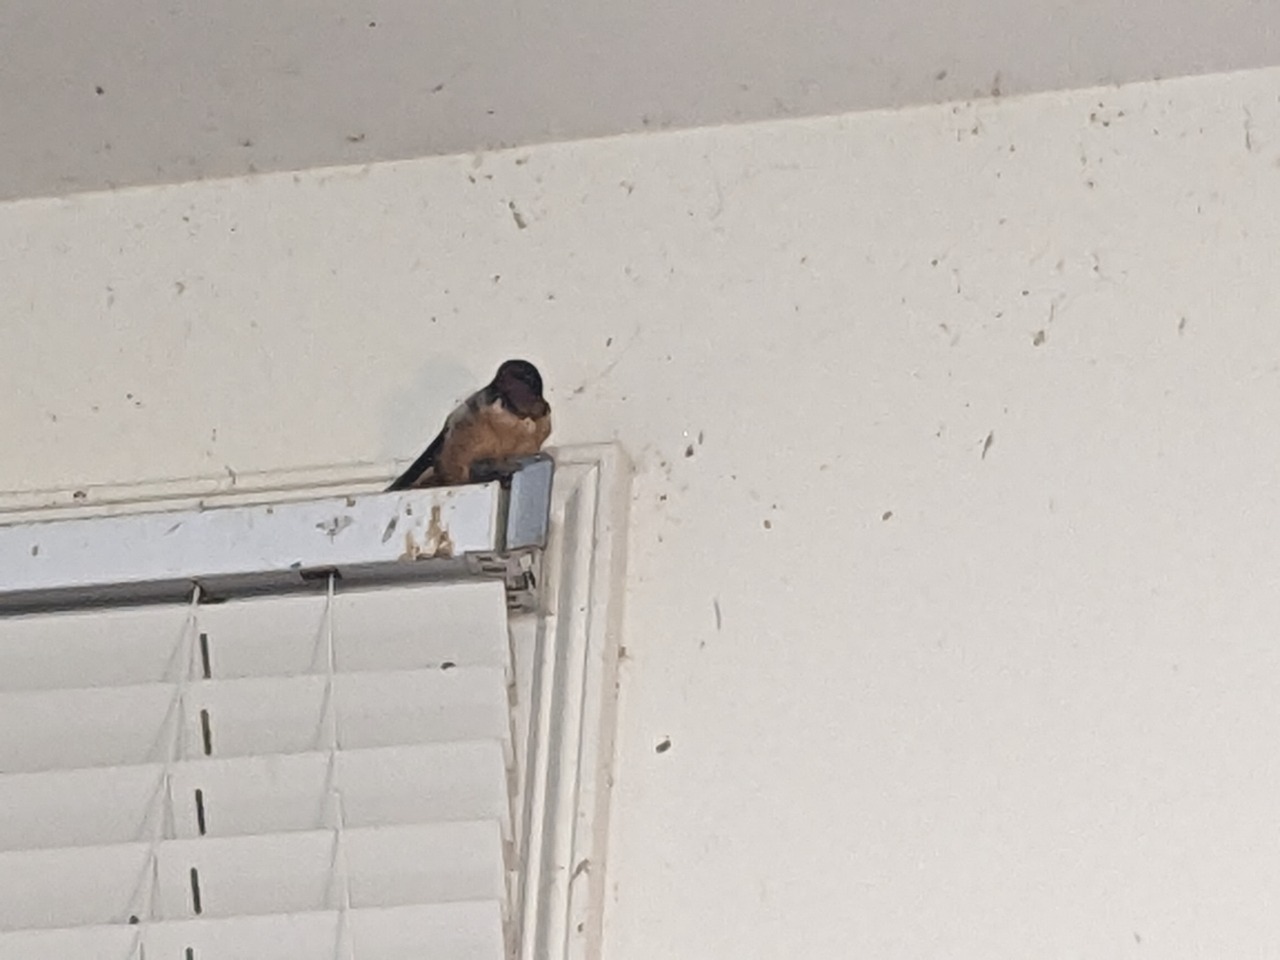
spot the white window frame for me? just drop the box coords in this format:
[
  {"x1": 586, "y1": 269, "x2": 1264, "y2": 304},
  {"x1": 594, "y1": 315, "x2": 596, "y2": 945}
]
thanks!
[{"x1": 0, "y1": 442, "x2": 630, "y2": 960}]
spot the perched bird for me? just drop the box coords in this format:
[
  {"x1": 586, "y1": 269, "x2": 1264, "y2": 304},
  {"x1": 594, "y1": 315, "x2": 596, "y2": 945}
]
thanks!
[{"x1": 387, "y1": 359, "x2": 552, "y2": 490}]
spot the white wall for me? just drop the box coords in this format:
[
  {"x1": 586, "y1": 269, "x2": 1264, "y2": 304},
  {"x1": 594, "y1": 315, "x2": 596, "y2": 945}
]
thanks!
[{"x1": 4, "y1": 66, "x2": 1280, "y2": 957}]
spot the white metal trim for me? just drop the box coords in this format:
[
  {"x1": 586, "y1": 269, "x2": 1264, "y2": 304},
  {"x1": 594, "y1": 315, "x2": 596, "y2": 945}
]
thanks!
[{"x1": 515, "y1": 443, "x2": 631, "y2": 960}]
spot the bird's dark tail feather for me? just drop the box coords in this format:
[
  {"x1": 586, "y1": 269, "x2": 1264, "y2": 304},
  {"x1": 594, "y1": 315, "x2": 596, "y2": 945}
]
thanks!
[{"x1": 386, "y1": 432, "x2": 444, "y2": 491}]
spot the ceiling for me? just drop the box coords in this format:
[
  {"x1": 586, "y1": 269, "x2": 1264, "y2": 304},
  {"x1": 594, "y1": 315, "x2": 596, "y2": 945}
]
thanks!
[{"x1": 1, "y1": 0, "x2": 1277, "y2": 202}]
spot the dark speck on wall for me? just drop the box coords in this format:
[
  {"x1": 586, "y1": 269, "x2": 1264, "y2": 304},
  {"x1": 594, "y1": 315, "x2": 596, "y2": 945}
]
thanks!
[
  {"x1": 882, "y1": 511, "x2": 893, "y2": 521},
  {"x1": 684, "y1": 444, "x2": 695, "y2": 458},
  {"x1": 655, "y1": 737, "x2": 672, "y2": 754},
  {"x1": 95, "y1": 85, "x2": 104, "y2": 95},
  {"x1": 763, "y1": 519, "x2": 772, "y2": 530}
]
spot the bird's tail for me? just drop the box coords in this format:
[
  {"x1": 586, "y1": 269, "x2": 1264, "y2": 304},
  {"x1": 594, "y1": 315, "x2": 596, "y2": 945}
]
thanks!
[{"x1": 385, "y1": 433, "x2": 444, "y2": 491}]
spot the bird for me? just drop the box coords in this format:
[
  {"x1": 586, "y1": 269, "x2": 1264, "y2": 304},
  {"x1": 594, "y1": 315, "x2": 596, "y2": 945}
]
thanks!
[{"x1": 387, "y1": 359, "x2": 552, "y2": 491}]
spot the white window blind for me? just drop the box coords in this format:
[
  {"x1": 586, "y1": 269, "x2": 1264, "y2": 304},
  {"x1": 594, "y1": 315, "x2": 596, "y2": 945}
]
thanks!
[{"x1": 0, "y1": 578, "x2": 521, "y2": 960}]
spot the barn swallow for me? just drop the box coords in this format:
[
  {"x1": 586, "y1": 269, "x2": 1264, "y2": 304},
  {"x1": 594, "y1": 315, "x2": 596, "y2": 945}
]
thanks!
[{"x1": 387, "y1": 359, "x2": 552, "y2": 490}]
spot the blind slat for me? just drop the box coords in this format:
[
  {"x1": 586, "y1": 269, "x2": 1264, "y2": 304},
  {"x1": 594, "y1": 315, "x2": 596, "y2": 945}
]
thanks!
[
  {"x1": 0, "y1": 924, "x2": 135, "y2": 960},
  {"x1": 0, "y1": 764, "x2": 162, "y2": 851},
  {"x1": 0, "y1": 821, "x2": 505, "y2": 929},
  {"x1": 0, "y1": 740, "x2": 512, "y2": 853},
  {"x1": 161, "y1": 821, "x2": 507, "y2": 919},
  {"x1": 0, "y1": 685, "x2": 176, "y2": 773},
  {"x1": 167, "y1": 741, "x2": 512, "y2": 841},
  {"x1": 0, "y1": 603, "x2": 188, "y2": 692},
  {"x1": 0, "y1": 900, "x2": 505, "y2": 960},
  {"x1": 198, "y1": 581, "x2": 511, "y2": 679},
  {"x1": 0, "y1": 842, "x2": 149, "y2": 931},
  {"x1": 0, "y1": 667, "x2": 510, "y2": 772},
  {"x1": 0, "y1": 581, "x2": 510, "y2": 692}
]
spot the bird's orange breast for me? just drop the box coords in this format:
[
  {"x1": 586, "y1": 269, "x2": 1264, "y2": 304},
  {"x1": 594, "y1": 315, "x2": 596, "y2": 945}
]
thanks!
[{"x1": 433, "y1": 401, "x2": 552, "y2": 485}]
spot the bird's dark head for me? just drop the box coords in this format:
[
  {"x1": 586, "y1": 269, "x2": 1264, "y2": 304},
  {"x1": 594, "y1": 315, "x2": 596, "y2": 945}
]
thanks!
[{"x1": 493, "y1": 359, "x2": 548, "y2": 418}]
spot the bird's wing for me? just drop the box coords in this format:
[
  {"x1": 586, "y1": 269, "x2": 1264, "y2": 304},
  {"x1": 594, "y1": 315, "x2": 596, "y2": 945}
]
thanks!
[{"x1": 385, "y1": 396, "x2": 478, "y2": 491}]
